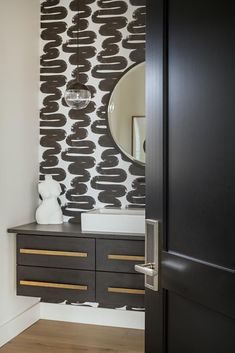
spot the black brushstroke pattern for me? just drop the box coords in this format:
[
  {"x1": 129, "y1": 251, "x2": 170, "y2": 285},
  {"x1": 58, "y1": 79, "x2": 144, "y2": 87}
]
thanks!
[
  {"x1": 122, "y1": 0, "x2": 146, "y2": 63},
  {"x1": 40, "y1": 0, "x2": 67, "y2": 182},
  {"x1": 126, "y1": 165, "x2": 145, "y2": 206},
  {"x1": 41, "y1": 298, "x2": 144, "y2": 311},
  {"x1": 91, "y1": 0, "x2": 129, "y2": 207},
  {"x1": 61, "y1": 0, "x2": 97, "y2": 222},
  {"x1": 40, "y1": 0, "x2": 146, "y2": 221},
  {"x1": 62, "y1": 0, "x2": 97, "y2": 98}
]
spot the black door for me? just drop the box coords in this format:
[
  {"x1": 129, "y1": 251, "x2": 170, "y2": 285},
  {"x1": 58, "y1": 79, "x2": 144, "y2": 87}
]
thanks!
[{"x1": 145, "y1": 1, "x2": 235, "y2": 352}]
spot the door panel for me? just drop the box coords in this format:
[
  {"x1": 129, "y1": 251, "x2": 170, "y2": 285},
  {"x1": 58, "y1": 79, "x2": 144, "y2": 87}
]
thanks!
[
  {"x1": 162, "y1": 251, "x2": 235, "y2": 318},
  {"x1": 168, "y1": 0, "x2": 235, "y2": 269},
  {"x1": 167, "y1": 292, "x2": 234, "y2": 353},
  {"x1": 145, "y1": 0, "x2": 235, "y2": 352}
]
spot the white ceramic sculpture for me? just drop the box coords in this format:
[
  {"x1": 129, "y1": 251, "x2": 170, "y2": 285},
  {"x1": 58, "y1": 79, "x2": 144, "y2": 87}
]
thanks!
[{"x1": 35, "y1": 175, "x2": 63, "y2": 225}]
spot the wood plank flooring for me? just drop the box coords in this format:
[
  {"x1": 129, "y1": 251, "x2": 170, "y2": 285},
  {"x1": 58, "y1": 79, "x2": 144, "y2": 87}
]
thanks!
[{"x1": 0, "y1": 320, "x2": 144, "y2": 353}]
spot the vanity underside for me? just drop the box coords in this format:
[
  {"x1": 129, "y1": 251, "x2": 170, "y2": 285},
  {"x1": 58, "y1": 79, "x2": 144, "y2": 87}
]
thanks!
[{"x1": 9, "y1": 223, "x2": 145, "y2": 311}]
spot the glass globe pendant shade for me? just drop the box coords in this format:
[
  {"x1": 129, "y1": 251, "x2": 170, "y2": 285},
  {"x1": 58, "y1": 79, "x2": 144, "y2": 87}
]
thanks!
[{"x1": 64, "y1": 82, "x2": 91, "y2": 110}]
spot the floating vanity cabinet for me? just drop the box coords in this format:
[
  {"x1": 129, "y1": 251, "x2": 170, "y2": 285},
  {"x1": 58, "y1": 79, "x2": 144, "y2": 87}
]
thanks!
[
  {"x1": 17, "y1": 235, "x2": 95, "y2": 270},
  {"x1": 96, "y1": 239, "x2": 145, "y2": 273},
  {"x1": 16, "y1": 234, "x2": 96, "y2": 302},
  {"x1": 96, "y1": 239, "x2": 145, "y2": 307},
  {"x1": 8, "y1": 223, "x2": 145, "y2": 309},
  {"x1": 17, "y1": 266, "x2": 95, "y2": 302},
  {"x1": 96, "y1": 239, "x2": 144, "y2": 307},
  {"x1": 96, "y1": 272, "x2": 145, "y2": 308}
]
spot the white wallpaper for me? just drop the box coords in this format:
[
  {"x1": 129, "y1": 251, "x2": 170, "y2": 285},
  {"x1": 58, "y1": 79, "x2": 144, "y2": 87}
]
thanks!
[{"x1": 40, "y1": 0, "x2": 146, "y2": 223}]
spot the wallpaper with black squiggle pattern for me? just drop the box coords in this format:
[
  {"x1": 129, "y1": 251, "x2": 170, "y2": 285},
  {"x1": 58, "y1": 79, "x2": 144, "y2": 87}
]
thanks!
[{"x1": 40, "y1": 0, "x2": 146, "y2": 223}]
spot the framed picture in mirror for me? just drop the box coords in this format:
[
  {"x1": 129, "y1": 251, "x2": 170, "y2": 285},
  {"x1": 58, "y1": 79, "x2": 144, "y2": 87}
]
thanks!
[{"x1": 132, "y1": 116, "x2": 146, "y2": 164}]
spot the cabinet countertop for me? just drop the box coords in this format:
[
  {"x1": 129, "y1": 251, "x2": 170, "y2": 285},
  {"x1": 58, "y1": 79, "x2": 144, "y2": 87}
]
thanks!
[{"x1": 8, "y1": 222, "x2": 145, "y2": 241}]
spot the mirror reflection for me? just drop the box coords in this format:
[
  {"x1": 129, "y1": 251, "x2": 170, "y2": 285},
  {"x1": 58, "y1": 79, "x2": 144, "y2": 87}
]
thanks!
[{"x1": 108, "y1": 62, "x2": 146, "y2": 164}]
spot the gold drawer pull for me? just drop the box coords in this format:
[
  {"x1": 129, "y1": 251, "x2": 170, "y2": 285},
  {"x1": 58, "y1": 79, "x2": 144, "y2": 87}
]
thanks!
[
  {"x1": 108, "y1": 287, "x2": 145, "y2": 295},
  {"x1": 20, "y1": 249, "x2": 88, "y2": 258},
  {"x1": 108, "y1": 255, "x2": 145, "y2": 262},
  {"x1": 20, "y1": 280, "x2": 87, "y2": 291}
]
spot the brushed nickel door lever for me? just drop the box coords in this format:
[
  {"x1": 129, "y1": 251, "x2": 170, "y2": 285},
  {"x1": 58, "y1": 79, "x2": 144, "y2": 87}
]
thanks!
[
  {"x1": 135, "y1": 219, "x2": 159, "y2": 291},
  {"x1": 135, "y1": 263, "x2": 157, "y2": 277}
]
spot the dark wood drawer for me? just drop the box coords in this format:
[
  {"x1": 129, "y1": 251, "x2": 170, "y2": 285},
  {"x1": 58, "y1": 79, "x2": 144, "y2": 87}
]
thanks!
[
  {"x1": 17, "y1": 265, "x2": 95, "y2": 302},
  {"x1": 17, "y1": 235, "x2": 95, "y2": 270},
  {"x1": 96, "y1": 239, "x2": 145, "y2": 273},
  {"x1": 96, "y1": 272, "x2": 145, "y2": 308}
]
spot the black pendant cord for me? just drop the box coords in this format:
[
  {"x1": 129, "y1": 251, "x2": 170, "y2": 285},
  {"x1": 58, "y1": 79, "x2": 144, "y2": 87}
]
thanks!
[
  {"x1": 76, "y1": 7, "x2": 79, "y2": 83},
  {"x1": 64, "y1": 1, "x2": 91, "y2": 109}
]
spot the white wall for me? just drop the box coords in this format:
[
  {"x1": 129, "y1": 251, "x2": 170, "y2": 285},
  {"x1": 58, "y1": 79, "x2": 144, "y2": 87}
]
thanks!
[{"x1": 0, "y1": 0, "x2": 40, "y2": 340}]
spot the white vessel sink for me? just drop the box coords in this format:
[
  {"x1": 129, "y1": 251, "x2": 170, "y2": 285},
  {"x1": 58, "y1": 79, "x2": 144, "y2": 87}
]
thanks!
[{"x1": 81, "y1": 208, "x2": 145, "y2": 235}]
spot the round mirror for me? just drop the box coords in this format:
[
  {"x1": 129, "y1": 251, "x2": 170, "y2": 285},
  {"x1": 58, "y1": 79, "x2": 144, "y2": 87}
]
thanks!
[{"x1": 108, "y1": 62, "x2": 146, "y2": 165}]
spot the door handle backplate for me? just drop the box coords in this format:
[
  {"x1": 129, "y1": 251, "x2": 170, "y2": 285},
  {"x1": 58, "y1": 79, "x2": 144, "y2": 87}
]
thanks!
[{"x1": 135, "y1": 219, "x2": 159, "y2": 291}]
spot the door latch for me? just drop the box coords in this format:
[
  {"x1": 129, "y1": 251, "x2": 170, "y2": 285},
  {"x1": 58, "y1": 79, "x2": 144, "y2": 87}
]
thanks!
[{"x1": 135, "y1": 219, "x2": 159, "y2": 291}]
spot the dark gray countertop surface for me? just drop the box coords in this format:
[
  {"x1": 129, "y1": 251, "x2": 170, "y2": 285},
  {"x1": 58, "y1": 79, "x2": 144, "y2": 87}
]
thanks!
[{"x1": 8, "y1": 222, "x2": 145, "y2": 241}]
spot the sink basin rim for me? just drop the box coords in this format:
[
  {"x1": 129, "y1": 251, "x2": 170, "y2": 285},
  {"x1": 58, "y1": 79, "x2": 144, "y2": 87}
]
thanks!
[{"x1": 81, "y1": 208, "x2": 145, "y2": 235}]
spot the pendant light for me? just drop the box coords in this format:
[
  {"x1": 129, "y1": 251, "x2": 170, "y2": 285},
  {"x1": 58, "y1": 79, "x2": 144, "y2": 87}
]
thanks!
[
  {"x1": 64, "y1": 81, "x2": 91, "y2": 110},
  {"x1": 64, "y1": 6, "x2": 91, "y2": 110}
]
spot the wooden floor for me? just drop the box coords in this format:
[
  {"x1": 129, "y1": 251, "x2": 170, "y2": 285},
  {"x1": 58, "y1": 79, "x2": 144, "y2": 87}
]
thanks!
[{"x1": 0, "y1": 320, "x2": 144, "y2": 353}]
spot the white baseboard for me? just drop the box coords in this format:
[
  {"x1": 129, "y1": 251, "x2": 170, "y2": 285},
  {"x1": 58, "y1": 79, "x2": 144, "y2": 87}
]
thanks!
[
  {"x1": 40, "y1": 303, "x2": 145, "y2": 330},
  {"x1": 0, "y1": 302, "x2": 144, "y2": 348},
  {"x1": 0, "y1": 303, "x2": 40, "y2": 348}
]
